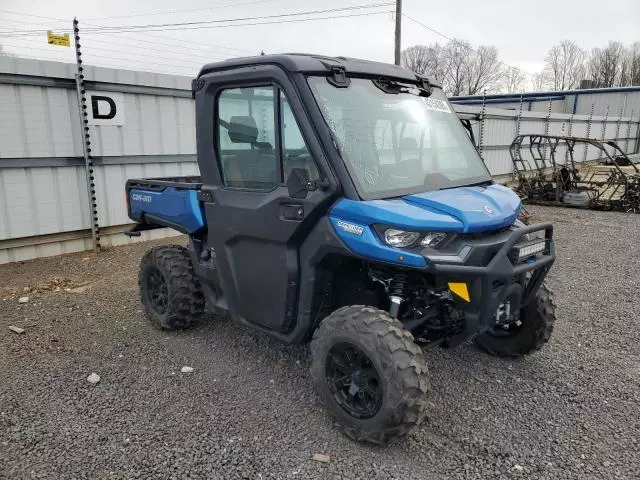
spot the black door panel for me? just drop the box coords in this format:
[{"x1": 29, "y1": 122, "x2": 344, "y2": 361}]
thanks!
[
  {"x1": 195, "y1": 66, "x2": 336, "y2": 332},
  {"x1": 204, "y1": 185, "x2": 328, "y2": 331}
]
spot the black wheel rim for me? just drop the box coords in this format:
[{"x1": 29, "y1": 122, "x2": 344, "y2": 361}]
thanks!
[
  {"x1": 325, "y1": 343, "x2": 383, "y2": 419},
  {"x1": 146, "y1": 267, "x2": 168, "y2": 314}
]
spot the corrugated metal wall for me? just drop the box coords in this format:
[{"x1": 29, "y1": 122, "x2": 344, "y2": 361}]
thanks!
[
  {"x1": 0, "y1": 57, "x2": 195, "y2": 264},
  {"x1": 1, "y1": 57, "x2": 639, "y2": 264},
  {"x1": 91, "y1": 95, "x2": 195, "y2": 157},
  {"x1": 573, "y1": 91, "x2": 640, "y2": 117},
  {"x1": 456, "y1": 104, "x2": 640, "y2": 176},
  {"x1": 452, "y1": 88, "x2": 640, "y2": 118}
]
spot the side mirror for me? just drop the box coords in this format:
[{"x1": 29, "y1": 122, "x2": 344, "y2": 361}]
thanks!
[{"x1": 286, "y1": 168, "x2": 311, "y2": 199}]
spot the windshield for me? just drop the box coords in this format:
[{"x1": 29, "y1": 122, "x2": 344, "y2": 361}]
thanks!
[{"x1": 307, "y1": 77, "x2": 492, "y2": 199}]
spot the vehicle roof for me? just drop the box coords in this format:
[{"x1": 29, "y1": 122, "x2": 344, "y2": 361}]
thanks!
[{"x1": 198, "y1": 53, "x2": 436, "y2": 85}]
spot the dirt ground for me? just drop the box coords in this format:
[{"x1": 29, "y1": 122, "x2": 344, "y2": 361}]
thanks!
[{"x1": 1, "y1": 206, "x2": 639, "y2": 479}]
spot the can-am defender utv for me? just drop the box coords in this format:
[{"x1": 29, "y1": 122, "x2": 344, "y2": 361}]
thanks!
[{"x1": 126, "y1": 54, "x2": 556, "y2": 444}]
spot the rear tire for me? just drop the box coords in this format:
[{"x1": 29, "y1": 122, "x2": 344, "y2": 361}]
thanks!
[
  {"x1": 475, "y1": 284, "x2": 555, "y2": 358},
  {"x1": 310, "y1": 306, "x2": 430, "y2": 444},
  {"x1": 139, "y1": 245, "x2": 205, "y2": 330}
]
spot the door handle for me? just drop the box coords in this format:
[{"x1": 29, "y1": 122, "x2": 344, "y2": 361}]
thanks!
[
  {"x1": 281, "y1": 204, "x2": 304, "y2": 221},
  {"x1": 197, "y1": 189, "x2": 214, "y2": 203}
]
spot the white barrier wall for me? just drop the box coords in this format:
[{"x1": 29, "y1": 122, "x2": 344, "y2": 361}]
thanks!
[{"x1": 0, "y1": 57, "x2": 196, "y2": 263}]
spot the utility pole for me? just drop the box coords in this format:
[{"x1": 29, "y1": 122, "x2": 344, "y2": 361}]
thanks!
[{"x1": 394, "y1": 0, "x2": 402, "y2": 65}]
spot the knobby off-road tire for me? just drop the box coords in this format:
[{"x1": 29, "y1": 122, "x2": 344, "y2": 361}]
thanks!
[
  {"x1": 139, "y1": 245, "x2": 205, "y2": 330},
  {"x1": 310, "y1": 306, "x2": 430, "y2": 445},
  {"x1": 475, "y1": 284, "x2": 556, "y2": 358}
]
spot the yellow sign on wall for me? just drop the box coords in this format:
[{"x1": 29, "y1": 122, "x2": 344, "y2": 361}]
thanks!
[{"x1": 47, "y1": 31, "x2": 70, "y2": 47}]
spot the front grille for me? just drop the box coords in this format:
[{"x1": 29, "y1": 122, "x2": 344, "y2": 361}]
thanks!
[{"x1": 459, "y1": 225, "x2": 512, "y2": 240}]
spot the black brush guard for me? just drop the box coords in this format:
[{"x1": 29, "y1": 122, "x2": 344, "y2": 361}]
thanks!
[{"x1": 427, "y1": 223, "x2": 555, "y2": 341}]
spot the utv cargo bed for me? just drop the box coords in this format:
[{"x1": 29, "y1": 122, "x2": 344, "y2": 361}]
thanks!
[{"x1": 126, "y1": 176, "x2": 205, "y2": 234}]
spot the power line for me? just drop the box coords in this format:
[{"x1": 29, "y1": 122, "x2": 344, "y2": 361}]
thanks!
[
  {"x1": 84, "y1": 32, "x2": 254, "y2": 55},
  {"x1": 0, "y1": 11, "x2": 255, "y2": 55},
  {"x1": 0, "y1": 4, "x2": 390, "y2": 69},
  {"x1": 1, "y1": 42, "x2": 200, "y2": 70},
  {"x1": 403, "y1": 13, "x2": 536, "y2": 78},
  {"x1": 89, "y1": 3, "x2": 393, "y2": 31},
  {"x1": 0, "y1": 17, "x2": 68, "y2": 34},
  {"x1": 0, "y1": 8, "x2": 67, "y2": 23},
  {"x1": 0, "y1": 11, "x2": 219, "y2": 75},
  {"x1": 84, "y1": 0, "x2": 281, "y2": 20},
  {"x1": 3, "y1": 31, "x2": 249, "y2": 60},
  {"x1": 1, "y1": 52, "x2": 194, "y2": 76},
  {"x1": 78, "y1": 46, "x2": 220, "y2": 67},
  {"x1": 2, "y1": 3, "x2": 393, "y2": 35},
  {"x1": 79, "y1": 37, "x2": 232, "y2": 62},
  {"x1": 86, "y1": 11, "x2": 393, "y2": 35},
  {"x1": 88, "y1": 53, "x2": 197, "y2": 71},
  {"x1": 1, "y1": 42, "x2": 72, "y2": 54},
  {"x1": 402, "y1": 14, "x2": 454, "y2": 43},
  {"x1": 75, "y1": 33, "x2": 235, "y2": 58},
  {"x1": 7, "y1": 32, "x2": 235, "y2": 63}
]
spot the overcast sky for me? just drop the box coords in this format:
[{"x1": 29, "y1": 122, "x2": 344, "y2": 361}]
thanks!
[{"x1": 1, "y1": 0, "x2": 638, "y2": 80}]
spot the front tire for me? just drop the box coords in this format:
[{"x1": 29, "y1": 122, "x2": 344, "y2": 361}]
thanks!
[
  {"x1": 310, "y1": 306, "x2": 430, "y2": 444},
  {"x1": 139, "y1": 245, "x2": 205, "y2": 330},
  {"x1": 475, "y1": 284, "x2": 556, "y2": 357}
]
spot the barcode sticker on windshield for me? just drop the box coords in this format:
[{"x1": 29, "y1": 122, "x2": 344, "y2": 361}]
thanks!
[{"x1": 424, "y1": 98, "x2": 451, "y2": 114}]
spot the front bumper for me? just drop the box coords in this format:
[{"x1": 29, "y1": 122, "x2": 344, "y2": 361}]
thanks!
[{"x1": 425, "y1": 223, "x2": 555, "y2": 337}]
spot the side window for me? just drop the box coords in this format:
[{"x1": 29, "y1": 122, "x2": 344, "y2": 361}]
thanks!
[
  {"x1": 280, "y1": 91, "x2": 319, "y2": 182},
  {"x1": 217, "y1": 87, "x2": 278, "y2": 190}
]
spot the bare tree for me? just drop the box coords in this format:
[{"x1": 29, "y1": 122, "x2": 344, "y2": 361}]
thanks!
[
  {"x1": 401, "y1": 43, "x2": 448, "y2": 85},
  {"x1": 443, "y1": 40, "x2": 469, "y2": 96},
  {"x1": 463, "y1": 45, "x2": 504, "y2": 95},
  {"x1": 544, "y1": 40, "x2": 586, "y2": 90},
  {"x1": 423, "y1": 43, "x2": 450, "y2": 86},
  {"x1": 530, "y1": 71, "x2": 548, "y2": 92},
  {"x1": 402, "y1": 39, "x2": 504, "y2": 96},
  {"x1": 630, "y1": 42, "x2": 640, "y2": 85},
  {"x1": 502, "y1": 66, "x2": 526, "y2": 93},
  {"x1": 588, "y1": 41, "x2": 625, "y2": 87},
  {"x1": 619, "y1": 42, "x2": 640, "y2": 86},
  {"x1": 401, "y1": 45, "x2": 431, "y2": 75}
]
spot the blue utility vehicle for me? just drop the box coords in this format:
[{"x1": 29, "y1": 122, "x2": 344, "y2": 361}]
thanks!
[{"x1": 126, "y1": 55, "x2": 556, "y2": 443}]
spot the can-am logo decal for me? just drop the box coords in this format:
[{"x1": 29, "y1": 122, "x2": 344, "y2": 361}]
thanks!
[
  {"x1": 483, "y1": 205, "x2": 495, "y2": 215},
  {"x1": 132, "y1": 193, "x2": 152, "y2": 203},
  {"x1": 337, "y1": 220, "x2": 364, "y2": 236}
]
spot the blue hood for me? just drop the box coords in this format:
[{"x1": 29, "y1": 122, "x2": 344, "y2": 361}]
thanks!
[
  {"x1": 330, "y1": 184, "x2": 521, "y2": 234},
  {"x1": 402, "y1": 184, "x2": 521, "y2": 232}
]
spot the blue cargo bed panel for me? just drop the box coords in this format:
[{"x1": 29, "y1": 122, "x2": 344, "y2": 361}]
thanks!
[{"x1": 127, "y1": 177, "x2": 205, "y2": 234}]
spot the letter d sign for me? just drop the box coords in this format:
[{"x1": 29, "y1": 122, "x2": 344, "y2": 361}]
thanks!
[{"x1": 87, "y1": 92, "x2": 125, "y2": 125}]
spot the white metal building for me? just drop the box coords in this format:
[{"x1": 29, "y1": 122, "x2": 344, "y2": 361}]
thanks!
[
  {"x1": 451, "y1": 86, "x2": 640, "y2": 117},
  {"x1": 0, "y1": 56, "x2": 197, "y2": 264}
]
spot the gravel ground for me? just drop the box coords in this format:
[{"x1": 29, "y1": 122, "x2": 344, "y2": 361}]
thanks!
[{"x1": 1, "y1": 206, "x2": 639, "y2": 480}]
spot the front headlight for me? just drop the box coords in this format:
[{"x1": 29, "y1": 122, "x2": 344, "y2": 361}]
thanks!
[
  {"x1": 421, "y1": 232, "x2": 447, "y2": 247},
  {"x1": 384, "y1": 229, "x2": 420, "y2": 248}
]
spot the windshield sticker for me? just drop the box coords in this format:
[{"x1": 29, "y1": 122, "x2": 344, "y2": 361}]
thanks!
[{"x1": 424, "y1": 98, "x2": 451, "y2": 114}]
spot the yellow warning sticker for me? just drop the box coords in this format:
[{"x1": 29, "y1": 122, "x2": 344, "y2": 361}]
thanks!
[
  {"x1": 47, "y1": 31, "x2": 70, "y2": 47},
  {"x1": 448, "y1": 282, "x2": 470, "y2": 302}
]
